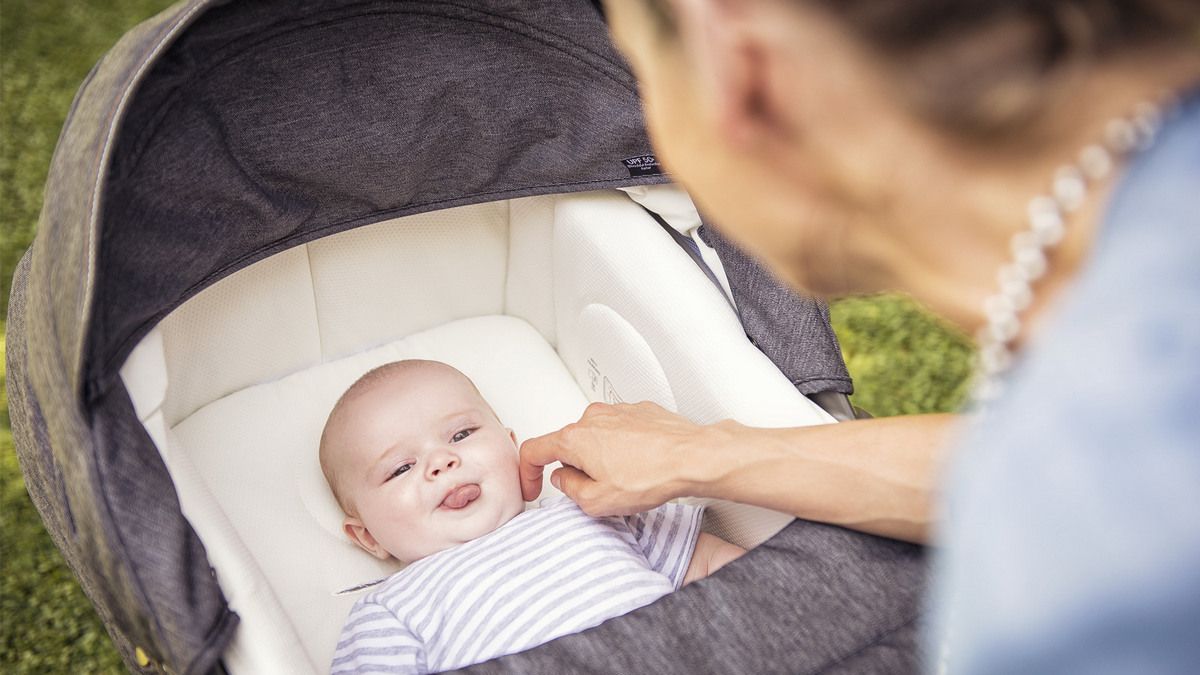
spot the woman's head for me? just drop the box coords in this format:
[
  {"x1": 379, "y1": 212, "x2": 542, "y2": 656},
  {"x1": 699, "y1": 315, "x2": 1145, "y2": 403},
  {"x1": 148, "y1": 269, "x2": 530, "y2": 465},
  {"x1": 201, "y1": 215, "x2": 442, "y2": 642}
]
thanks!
[
  {"x1": 604, "y1": 0, "x2": 1200, "y2": 328},
  {"x1": 633, "y1": 0, "x2": 1199, "y2": 135}
]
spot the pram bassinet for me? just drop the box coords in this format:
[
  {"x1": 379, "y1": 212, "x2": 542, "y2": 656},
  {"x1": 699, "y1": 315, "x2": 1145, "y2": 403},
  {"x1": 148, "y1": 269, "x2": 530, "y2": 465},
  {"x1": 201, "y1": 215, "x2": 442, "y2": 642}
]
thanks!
[{"x1": 6, "y1": 0, "x2": 925, "y2": 672}]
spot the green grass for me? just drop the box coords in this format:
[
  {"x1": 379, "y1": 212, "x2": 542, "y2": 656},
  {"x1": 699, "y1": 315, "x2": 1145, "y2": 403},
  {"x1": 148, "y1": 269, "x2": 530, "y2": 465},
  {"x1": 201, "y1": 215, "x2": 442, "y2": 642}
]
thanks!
[
  {"x1": 2, "y1": 1, "x2": 179, "y2": 671},
  {"x1": 1, "y1": 424, "x2": 126, "y2": 674},
  {"x1": 832, "y1": 294, "x2": 973, "y2": 416},
  {"x1": 1, "y1": 0, "x2": 182, "y2": 317},
  {"x1": 0, "y1": 0, "x2": 973, "y2": 670}
]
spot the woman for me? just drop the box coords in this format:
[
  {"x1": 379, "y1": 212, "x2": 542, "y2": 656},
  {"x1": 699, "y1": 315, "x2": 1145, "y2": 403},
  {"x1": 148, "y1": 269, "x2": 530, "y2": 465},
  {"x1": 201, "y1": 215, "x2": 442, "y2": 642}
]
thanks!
[{"x1": 521, "y1": 0, "x2": 1200, "y2": 671}]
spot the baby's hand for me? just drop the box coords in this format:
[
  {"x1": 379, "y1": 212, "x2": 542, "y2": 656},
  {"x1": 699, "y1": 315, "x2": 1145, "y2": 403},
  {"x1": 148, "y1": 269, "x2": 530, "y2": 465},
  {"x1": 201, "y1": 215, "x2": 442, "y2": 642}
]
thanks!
[{"x1": 682, "y1": 533, "x2": 745, "y2": 586}]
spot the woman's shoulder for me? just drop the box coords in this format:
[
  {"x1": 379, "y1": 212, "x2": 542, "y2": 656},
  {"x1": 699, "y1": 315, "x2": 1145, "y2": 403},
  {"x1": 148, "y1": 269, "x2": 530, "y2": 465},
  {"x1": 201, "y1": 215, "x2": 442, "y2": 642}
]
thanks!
[
  {"x1": 947, "y1": 90, "x2": 1200, "y2": 511},
  {"x1": 1096, "y1": 89, "x2": 1200, "y2": 256},
  {"x1": 935, "y1": 97, "x2": 1200, "y2": 669},
  {"x1": 1028, "y1": 91, "x2": 1200, "y2": 406}
]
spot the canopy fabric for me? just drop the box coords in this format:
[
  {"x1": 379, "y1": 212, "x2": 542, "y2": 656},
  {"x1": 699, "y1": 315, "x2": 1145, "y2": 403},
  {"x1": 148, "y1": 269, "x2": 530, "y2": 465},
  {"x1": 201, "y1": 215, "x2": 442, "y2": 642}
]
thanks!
[
  {"x1": 10, "y1": 1, "x2": 669, "y2": 670},
  {"x1": 92, "y1": 0, "x2": 668, "y2": 399}
]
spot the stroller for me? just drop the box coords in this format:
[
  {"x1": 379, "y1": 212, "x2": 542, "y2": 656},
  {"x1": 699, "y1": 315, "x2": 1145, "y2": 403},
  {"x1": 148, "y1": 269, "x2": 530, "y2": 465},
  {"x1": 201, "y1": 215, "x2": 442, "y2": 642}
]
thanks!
[{"x1": 6, "y1": 1, "x2": 925, "y2": 672}]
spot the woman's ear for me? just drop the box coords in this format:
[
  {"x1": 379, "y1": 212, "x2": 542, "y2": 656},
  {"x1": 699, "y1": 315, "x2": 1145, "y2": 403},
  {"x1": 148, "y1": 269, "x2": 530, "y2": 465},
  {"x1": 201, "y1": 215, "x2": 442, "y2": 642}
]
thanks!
[
  {"x1": 343, "y1": 516, "x2": 391, "y2": 560},
  {"x1": 674, "y1": 0, "x2": 774, "y2": 149}
]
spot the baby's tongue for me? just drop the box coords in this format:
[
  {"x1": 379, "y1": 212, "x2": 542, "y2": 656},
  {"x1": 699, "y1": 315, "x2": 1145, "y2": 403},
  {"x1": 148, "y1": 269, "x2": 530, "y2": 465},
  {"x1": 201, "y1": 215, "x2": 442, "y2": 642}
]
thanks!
[{"x1": 441, "y1": 484, "x2": 481, "y2": 509}]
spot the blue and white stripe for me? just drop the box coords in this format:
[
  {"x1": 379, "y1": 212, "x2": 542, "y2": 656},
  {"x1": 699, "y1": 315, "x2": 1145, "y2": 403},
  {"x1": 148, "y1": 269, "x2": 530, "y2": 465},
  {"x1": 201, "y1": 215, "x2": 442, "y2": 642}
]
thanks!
[{"x1": 331, "y1": 497, "x2": 704, "y2": 674}]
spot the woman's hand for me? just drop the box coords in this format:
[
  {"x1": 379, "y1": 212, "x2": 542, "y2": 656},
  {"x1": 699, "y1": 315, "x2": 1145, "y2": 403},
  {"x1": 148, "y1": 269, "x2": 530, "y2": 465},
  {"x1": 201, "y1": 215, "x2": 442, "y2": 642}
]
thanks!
[
  {"x1": 521, "y1": 401, "x2": 949, "y2": 543},
  {"x1": 519, "y1": 401, "x2": 720, "y2": 517}
]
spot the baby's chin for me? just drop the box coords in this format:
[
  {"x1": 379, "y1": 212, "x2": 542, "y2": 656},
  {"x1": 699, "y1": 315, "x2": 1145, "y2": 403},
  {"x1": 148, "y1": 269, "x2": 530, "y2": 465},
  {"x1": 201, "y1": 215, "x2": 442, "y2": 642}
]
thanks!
[
  {"x1": 393, "y1": 496, "x2": 524, "y2": 562},
  {"x1": 454, "y1": 495, "x2": 523, "y2": 539}
]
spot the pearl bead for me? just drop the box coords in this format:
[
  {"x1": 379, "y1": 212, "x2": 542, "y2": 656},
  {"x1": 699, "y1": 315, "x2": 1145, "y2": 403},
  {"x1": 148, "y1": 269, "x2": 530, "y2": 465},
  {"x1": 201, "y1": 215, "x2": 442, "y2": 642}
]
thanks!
[
  {"x1": 997, "y1": 263, "x2": 1028, "y2": 286},
  {"x1": 980, "y1": 341, "x2": 1013, "y2": 373},
  {"x1": 984, "y1": 293, "x2": 1016, "y2": 318},
  {"x1": 1079, "y1": 144, "x2": 1112, "y2": 180},
  {"x1": 1028, "y1": 197, "x2": 1065, "y2": 246},
  {"x1": 1133, "y1": 102, "x2": 1162, "y2": 148},
  {"x1": 1027, "y1": 195, "x2": 1058, "y2": 219},
  {"x1": 1105, "y1": 118, "x2": 1137, "y2": 153},
  {"x1": 1134, "y1": 101, "x2": 1161, "y2": 129},
  {"x1": 971, "y1": 95, "x2": 1168, "y2": 412},
  {"x1": 1011, "y1": 231, "x2": 1047, "y2": 280},
  {"x1": 1032, "y1": 214, "x2": 1065, "y2": 246},
  {"x1": 1015, "y1": 245, "x2": 1047, "y2": 280},
  {"x1": 1000, "y1": 278, "x2": 1033, "y2": 310},
  {"x1": 1053, "y1": 166, "x2": 1086, "y2": 212},
  {"x1": 987, "y1": 311, "x2": 1020, "y2": 343},
  {"x1": 1010, "y1": 230, "x2": 1039, "y2": 257}
]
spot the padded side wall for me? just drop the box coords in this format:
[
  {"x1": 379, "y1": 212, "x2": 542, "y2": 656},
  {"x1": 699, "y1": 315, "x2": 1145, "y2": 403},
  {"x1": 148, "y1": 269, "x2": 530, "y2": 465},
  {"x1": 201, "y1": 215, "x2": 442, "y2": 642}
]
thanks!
[
  {"x1": 308, "y1": 202, "x2": 511, "y2": 360},
  {"x1": 158, "y1": 202, "x2": 515, "y2": 426},
  {"x1": 551, "y1": 192, "x2": 835, "y2": 548},
  {"x1": 553, "y1": 192, "x2": 832, "y2": 428},
  {"x1": 505, "y1": 196, "x2": 558, "y2": 345},
  {"x1": 160, "y1": 246, "x2": 321, "y2": 426}
]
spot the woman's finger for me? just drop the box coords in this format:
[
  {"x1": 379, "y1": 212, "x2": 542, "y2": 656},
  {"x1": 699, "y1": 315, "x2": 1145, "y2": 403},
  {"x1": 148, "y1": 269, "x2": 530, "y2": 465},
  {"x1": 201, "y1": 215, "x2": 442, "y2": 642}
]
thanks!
[
  {"x1": 519, "y1": 431, "x2": 578, "y2": 501},
  {"x1": 549, "y1": 465, "x2": 597, "y2": 510}
]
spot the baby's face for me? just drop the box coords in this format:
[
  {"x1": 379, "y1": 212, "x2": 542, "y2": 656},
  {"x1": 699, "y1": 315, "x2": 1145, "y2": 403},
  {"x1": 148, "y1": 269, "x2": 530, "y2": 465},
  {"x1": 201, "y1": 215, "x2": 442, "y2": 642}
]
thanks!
[{"x1": 329, "y1": 365, "x2": 525, "y2": 562}]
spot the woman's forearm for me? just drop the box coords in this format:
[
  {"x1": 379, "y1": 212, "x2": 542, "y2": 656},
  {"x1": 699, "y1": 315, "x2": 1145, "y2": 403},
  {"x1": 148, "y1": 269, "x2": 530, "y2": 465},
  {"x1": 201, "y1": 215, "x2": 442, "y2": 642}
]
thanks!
[
  {"x1": 520, "y1": 402, "x2": 956, "y2": 544},
  {"x1": 682, "y1": 413, "x2": 958, "y2": 543}
]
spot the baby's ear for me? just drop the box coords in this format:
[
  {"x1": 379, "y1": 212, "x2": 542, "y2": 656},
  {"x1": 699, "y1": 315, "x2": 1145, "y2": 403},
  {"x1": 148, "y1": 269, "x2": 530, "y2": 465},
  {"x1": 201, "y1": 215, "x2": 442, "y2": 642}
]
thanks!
[
  {"x1": 507, "y1": 428, "x2": 517, "y2": 446},
  {"x1": 343, "y1": 516, "x2": 392, "y2": 560}
]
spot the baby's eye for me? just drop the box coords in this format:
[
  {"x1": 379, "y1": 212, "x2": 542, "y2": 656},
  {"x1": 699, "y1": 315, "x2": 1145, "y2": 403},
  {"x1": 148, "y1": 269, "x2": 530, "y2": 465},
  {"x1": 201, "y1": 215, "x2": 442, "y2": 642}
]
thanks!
[
  {"x1": 386, "y1": 462, "x2": 414, "y2": 481},
  {"x1": 451, "y1": 428, "x2": 476, "y2": 443}
]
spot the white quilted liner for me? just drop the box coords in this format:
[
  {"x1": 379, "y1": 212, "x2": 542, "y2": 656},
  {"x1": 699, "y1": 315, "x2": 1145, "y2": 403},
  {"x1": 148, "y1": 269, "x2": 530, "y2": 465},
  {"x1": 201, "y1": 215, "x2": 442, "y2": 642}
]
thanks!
[{"x1": 120, "y1": 188, "x2": 835, "y2": 674}]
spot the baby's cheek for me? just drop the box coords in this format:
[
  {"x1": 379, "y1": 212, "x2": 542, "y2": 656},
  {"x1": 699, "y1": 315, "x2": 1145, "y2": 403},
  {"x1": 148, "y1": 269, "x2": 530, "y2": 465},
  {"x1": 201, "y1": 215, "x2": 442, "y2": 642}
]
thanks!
[
  {"x1": 506, "y1": 474, "x2": 528, "y2": 514},
  {"x1": 382, "y1": 495, "x2": 421, "y2": 535}
]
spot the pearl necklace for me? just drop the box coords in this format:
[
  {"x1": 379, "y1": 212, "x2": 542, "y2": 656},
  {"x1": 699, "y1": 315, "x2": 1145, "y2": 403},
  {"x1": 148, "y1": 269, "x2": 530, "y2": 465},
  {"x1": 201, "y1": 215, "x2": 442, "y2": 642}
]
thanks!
[
  {"x1": 940, "y1": 92, "x2": 1181, "y2": 674},
  {"x1": 969, "y1": 94, "x2": 1179, "y2": 408}
]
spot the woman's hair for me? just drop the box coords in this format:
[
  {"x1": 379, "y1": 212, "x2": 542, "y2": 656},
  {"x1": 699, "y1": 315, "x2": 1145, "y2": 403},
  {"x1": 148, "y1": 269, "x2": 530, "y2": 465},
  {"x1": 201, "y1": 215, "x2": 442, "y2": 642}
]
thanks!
[{"x1": 645, "y1": 0, "x2": 1200, "y2": 137}]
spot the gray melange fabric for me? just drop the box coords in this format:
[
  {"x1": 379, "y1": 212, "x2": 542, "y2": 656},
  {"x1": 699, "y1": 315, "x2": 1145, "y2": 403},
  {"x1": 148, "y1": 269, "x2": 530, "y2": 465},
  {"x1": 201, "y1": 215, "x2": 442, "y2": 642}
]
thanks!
[
  {"x1": 5, "y1": 3, "x2": 240, "y2": 672},
  {"x1": 454, "y1": 518, "x2": 925, "y2": 675},
  {"x1": 93, "y1": 0, "x2": 664, "y2": 387},
  {"x1": 700, "y1": 224, "x2": 854, "y2": 396}
]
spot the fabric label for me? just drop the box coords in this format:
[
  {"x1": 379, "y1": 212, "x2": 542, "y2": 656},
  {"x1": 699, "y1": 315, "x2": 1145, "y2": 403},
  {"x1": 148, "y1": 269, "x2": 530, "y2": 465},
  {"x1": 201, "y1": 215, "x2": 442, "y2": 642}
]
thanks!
[{"x1": 622, "y1": 154, "x2": 663, "y2": 177}]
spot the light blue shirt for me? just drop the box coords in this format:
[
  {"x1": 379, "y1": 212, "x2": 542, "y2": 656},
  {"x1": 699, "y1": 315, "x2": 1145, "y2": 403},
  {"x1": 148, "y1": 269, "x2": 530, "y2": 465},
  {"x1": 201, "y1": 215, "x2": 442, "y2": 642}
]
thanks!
[{"x1": 930, "y1": 89, "x2": 1200, "y2": 674}]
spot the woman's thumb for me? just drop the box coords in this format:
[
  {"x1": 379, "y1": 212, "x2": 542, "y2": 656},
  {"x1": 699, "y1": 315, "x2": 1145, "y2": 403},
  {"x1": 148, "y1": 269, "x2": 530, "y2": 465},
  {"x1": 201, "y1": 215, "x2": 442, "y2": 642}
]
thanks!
[{"x1": 550, "y1": 465, "x2": 592, "y2": 503}]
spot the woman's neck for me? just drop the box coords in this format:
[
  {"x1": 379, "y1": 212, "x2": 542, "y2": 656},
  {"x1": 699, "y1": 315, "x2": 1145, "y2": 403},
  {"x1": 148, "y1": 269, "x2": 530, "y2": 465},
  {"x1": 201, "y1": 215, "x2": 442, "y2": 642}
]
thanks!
[{"x1": 888, "y1": 50, "x2": 1200, "y2": 344}]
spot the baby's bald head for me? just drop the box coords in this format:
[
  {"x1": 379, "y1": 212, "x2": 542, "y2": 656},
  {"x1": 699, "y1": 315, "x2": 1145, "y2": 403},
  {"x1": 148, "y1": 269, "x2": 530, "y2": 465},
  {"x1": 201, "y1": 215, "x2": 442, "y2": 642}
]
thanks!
[{"x1": 319, "y1": 360, "x2": 495, "y2": 515}]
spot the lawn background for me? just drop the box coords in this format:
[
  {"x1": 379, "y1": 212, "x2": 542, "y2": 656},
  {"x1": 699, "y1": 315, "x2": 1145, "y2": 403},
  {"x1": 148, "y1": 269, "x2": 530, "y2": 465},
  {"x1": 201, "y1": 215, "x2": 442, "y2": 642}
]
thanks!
[{"x1": 0, "y1": 0, "x2": 973, "y2": 671}]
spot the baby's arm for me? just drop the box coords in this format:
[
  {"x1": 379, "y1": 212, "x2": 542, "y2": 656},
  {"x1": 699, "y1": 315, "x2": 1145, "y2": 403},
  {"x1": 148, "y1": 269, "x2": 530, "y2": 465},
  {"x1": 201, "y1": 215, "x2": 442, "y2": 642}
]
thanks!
[
  {"x1": 333, "y1": 600, "x2": 426, "y2": 674},
  {"x1": 682, "y1": 532, "x2": 745, "y2": 586}
]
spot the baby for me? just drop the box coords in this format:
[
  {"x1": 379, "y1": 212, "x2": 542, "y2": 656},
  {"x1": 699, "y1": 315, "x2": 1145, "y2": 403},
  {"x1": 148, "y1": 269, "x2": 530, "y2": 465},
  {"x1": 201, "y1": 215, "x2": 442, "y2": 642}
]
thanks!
[{"x1": 321, "y1": 359, "x2": 743, "y2": 674}]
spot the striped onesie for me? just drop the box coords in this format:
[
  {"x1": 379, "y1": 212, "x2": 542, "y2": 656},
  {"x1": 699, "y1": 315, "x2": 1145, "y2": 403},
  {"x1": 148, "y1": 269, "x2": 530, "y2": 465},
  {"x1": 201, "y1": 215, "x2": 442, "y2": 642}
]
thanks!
[{"x1": 331, "y1": 495, "x2": 705, "y2": 674}]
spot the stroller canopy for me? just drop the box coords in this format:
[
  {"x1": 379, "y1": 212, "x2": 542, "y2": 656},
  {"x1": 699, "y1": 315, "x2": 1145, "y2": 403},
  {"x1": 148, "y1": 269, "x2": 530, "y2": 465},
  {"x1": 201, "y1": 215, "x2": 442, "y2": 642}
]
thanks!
[{"x1": 10, "y1": 0, "x2": 667, "y2": 668}]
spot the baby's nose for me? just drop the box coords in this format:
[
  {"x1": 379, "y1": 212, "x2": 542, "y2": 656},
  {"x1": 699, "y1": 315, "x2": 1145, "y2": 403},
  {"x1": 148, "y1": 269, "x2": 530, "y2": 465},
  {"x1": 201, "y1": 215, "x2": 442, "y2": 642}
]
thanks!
[{"x1": 427, "y1": 453, "x2": 460, "y2": 478}]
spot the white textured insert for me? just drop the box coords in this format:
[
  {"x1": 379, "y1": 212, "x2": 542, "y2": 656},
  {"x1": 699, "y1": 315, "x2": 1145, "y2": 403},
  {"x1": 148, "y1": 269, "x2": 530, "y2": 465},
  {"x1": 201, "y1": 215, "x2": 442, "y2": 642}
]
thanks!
[{"x1": 171, "y1": 316, "x2": 585, "y2": 672}]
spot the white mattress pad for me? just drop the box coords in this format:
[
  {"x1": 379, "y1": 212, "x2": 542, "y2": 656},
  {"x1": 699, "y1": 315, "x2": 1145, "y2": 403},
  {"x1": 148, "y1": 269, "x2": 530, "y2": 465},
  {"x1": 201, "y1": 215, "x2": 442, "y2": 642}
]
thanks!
[{"x1": 172, "y1": 315, "x2": 584, "y2": 670}]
